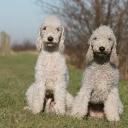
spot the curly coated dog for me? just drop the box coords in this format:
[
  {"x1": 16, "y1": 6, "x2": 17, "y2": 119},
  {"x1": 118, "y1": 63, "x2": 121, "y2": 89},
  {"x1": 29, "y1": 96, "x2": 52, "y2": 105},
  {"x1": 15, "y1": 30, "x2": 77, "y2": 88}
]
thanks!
[
  {"x1": 26, "y1": 16, "x2": 73, "y2": 115},
  {"x1": 71, "y1": 25, "x2": 123, "y2": 121}
]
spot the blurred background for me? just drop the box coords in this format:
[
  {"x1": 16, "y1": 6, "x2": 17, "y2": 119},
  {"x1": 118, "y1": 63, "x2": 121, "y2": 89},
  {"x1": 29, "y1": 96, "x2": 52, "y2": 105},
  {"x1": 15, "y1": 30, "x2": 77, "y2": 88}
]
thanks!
[{"x1": 0, "y1": 0, "x2": 128, "y2": 80}]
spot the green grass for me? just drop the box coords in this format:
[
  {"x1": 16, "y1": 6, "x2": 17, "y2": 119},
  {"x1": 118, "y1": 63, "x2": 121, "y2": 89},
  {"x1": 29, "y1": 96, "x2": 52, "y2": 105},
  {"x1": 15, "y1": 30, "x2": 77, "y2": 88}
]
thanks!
[{"x1": 0, "y1": 52, "x2": 128, "y2": 128}]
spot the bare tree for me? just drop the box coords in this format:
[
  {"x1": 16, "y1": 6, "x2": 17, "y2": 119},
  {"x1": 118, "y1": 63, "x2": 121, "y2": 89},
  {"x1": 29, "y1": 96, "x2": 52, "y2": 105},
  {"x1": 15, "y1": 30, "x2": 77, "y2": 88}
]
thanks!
[
  {"x1": 38, "y1": 0, "x2": 128, "y2": 79},
  {"x1": 38, "y1": 0, "x2": 128, "y2": 42}
]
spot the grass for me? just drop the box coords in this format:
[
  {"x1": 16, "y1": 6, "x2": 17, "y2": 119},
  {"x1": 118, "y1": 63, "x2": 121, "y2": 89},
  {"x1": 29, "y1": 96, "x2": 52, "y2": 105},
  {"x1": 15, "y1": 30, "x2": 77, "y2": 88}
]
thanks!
[{"x1": 0, "y1": 52, "x2": 128, "y2": 128}]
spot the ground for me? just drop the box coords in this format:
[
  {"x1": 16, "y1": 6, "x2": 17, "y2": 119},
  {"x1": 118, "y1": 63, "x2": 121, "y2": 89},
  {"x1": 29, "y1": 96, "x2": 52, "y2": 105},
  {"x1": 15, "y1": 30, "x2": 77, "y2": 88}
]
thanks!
[{"x1": 0, "y1": 52, "x2": 128, "y2": 128}]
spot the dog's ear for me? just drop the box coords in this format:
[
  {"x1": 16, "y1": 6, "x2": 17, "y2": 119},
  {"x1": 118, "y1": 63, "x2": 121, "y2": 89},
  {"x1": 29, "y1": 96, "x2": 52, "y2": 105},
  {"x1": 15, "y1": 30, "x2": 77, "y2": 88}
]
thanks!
[
  {"x1": 86, "y1": 40, "x2": 94, "y2": 65},
  {"x1": 110, "y1": 44, "x2": 119, "y2": 67},
  {"x1": 59, "y1": 26, "x2": 65, "y2": 53},
  {"x1": 36, "y1": 37, "x2": 42, "y2": 52},
  {"x1": 36, "y1": 27, "x2": 43, "y2": 52}
]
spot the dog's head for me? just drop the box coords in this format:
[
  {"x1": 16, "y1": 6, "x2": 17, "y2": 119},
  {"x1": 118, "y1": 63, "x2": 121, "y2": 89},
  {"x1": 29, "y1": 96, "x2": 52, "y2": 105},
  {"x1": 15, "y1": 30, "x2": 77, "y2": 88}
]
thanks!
[
  {"x1": 86, "y1": 25, "x2": 118, "y2": 67},
  {"x1": 36, "y1": 16, "x2": 65, "y2": 53}
]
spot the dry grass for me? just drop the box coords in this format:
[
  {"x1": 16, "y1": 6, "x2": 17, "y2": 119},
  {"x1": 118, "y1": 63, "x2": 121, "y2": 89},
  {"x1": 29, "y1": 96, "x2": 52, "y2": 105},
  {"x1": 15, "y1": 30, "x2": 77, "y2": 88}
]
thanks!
[{"x1": 0, "y1": 53, "x2": 128, "y2": 128}]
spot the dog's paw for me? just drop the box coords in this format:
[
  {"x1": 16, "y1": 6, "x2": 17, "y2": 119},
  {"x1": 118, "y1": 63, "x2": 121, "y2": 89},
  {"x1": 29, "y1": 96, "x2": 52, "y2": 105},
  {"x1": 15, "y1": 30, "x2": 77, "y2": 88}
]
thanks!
[
  {"x1": 23, "y1": 106, "x2": 39, "y2": 114},
  {"x1": 71, "y1": 111, "x2": 84, "y2": 119},
  {"x1": 54, "y1": 104, "x2": 65, "y2": 115},
  {"x1": 23, "y1": 106, "x2": 30, "y2": 111},
  {"x1": 46, "y1": 100, "x2": 56, "y2": 113},
  {"x1": 106, "y1": 114, "x2": 120, "y2": 121},
  {"x1": 89, "y1": 111, "x2": 104, "y2": 118}
]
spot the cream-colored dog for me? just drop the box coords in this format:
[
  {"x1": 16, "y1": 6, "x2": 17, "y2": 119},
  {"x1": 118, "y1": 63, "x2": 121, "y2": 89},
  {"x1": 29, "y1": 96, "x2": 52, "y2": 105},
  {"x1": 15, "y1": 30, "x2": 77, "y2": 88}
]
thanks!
[
  {"x1": 71, "y1": 26, "x2": 123, "y2": 121},
  {"x1": 26, "y1": 16, "x2": 73, "y2": 114}
]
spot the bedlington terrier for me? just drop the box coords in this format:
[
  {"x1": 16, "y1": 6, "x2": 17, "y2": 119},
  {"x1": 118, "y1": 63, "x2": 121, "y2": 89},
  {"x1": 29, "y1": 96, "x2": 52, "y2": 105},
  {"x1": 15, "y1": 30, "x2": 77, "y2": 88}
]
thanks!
[
  {"x1": 26, "y1": 16, "x2": 73, "y2": 115},
  {"x1": 71, "y1": 25, "x2": 123, "y2": 121}
]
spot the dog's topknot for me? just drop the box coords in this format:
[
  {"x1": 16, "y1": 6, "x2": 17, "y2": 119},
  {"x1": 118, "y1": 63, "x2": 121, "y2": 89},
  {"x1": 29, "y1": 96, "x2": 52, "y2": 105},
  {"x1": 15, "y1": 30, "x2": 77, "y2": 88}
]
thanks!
[{"x1": 43, "y1": 15, "x2": 61, "y2": 27}]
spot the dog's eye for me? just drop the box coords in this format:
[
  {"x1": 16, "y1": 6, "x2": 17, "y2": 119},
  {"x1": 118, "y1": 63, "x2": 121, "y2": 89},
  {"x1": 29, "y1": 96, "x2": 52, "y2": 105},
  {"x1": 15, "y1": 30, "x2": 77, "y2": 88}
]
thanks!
[
  {"x1": 56, "y1": 27, "x2": 61, "y2": 32},
  {"x1": 43, "y1": 26, "x2": 46, "y2": 30},
  {"x1": 108, "y1": 37, "x2": 112, "y2": 41},
  {"x1": 93, "y1": 37, "x2": 97, "y2": 40}
]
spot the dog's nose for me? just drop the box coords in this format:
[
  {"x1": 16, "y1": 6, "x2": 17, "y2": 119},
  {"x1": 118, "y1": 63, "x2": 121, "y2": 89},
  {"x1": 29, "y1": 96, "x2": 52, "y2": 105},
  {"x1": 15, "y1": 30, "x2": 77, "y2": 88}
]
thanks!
[
  {"x1": 48, "y1": 36, "x2": 53, "y2": 42},
  {"x1": 99, "y1": 46, "x2": 105, "y2": 52}
]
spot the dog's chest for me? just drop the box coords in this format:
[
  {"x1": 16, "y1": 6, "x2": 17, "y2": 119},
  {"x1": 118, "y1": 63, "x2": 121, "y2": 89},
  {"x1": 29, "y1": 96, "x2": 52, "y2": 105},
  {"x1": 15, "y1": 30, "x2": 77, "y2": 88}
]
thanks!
[
  {"x1": 45, "y1": 59, "x2": 57, "y2": 89},
  {"x1": 41, "y1": 52, "x2": 66, "y2": 89},
  {"x1": 44, "y1": 56, "x2": 58, "y2": 74},
  {"x1": 90, "y1": 63, "x2": 115, "y2": 103}
]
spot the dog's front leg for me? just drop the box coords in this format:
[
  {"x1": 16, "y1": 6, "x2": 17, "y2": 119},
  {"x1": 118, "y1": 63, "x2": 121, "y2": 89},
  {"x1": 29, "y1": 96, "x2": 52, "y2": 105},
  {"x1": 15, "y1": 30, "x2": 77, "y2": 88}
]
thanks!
[
  {"x1": 26, "y1": 58, "x2": 46, "y2": 114},
  {"x1": 26, "y1": 81, "x2": 46, "y2": 114},
  {"x1": 54, "y1": 80, "x2": 66, "y2": 115},
  {"x1": 104, "y1": 87, "x2": 120, "y2": 121},
  {"x1": 71, "y1": 83, "x2": 92, "y2": 119},
  {"x1": 32, "y1": 82, "x2": 46, "y2": 114}
]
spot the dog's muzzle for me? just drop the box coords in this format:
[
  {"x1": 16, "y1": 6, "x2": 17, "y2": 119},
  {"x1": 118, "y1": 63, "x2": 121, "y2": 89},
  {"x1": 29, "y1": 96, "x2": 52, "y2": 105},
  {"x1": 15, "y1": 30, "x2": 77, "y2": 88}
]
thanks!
[
  {"x1": 94, "y1": 51, "x2": 109, "y2": 57},
  {"x1": 91, "y1": 45, "x2": 110, "y2": 57},
  {"x1": 45, "y1": 41, "x2": 58, "y2": 47}
]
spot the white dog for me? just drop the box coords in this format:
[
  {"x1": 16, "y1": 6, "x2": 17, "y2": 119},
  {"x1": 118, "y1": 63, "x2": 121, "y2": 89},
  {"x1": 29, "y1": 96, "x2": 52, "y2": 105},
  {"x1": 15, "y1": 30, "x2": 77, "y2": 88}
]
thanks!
[
  {"x1": 71, "y1": 26, "x2": 123, "y2": 121},
  {"x1": 26, "y1": 16, "x2": 73, "y2": 115}
]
